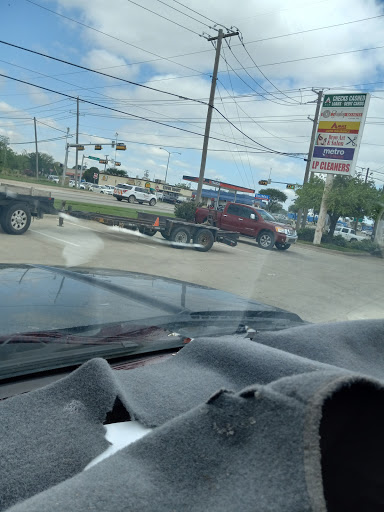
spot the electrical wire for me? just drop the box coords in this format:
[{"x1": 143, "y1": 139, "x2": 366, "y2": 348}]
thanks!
[
  {"x1": 125, "y1": 0, "x2": 204, "y2": 37},
  {"x1": 154, "y1": 0, "x2": 213, "y2": 29},
  {"x1": 9, "y1": 135, "x2": 69, "y2": 145},
  {"x1": 0, "y1": 73, "x2": 307, "y2": 158},
  {"x1": 24, "y1": 0, "x2": 206, "y2": 75},
  {"x1": 237, "y1": 34, "x2": 301, "y2": 104},
  {"x1": 171, "y1": 0, "x2": 228, "y2": 29},
  {"x1": 0, "y1": 40, "x2": 209, "y2": 106}
]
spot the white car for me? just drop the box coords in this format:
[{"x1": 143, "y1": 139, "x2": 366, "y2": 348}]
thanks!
[
  {"x1": 88, "y1": 184, "x2": 104, "y2": 192},
  {"x1": 100, "y1": 185, "x2": 114, "y2": 195},
  {"x1": 113, "y1": 185, "x2": 157, "y2": 206}
]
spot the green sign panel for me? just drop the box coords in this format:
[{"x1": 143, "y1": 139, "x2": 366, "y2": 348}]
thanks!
[
  {"x1": 87, "y1": 156, "x2": 100, "y2": 161},
  {"x1": 322, "y1": 94, "x2": 368, "y2": 108}
]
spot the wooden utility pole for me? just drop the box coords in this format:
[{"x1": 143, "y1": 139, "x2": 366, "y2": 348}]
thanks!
[
  {"x1": 33, "y1": 117, "x2": 39, "y2": 179},
  {"x1": 195, "y1": 29, "x2": 239, "y2": 203},
  {"x1": 74, "y1": 97, "x2": 80, "y2": 185},
  {"x1": 296, "y1": 89, "x2": 323, "y2": 230}
]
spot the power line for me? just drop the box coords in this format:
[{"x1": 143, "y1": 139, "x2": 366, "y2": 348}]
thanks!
[
  {"x1": 154, "y1": 0, "x2": 213, "y2": 29},
  {"x1": 24, "y1": 0, "x2": 206, "y2": 75},
  {"x1": 237, "y1": 34, "x2": 301, "y2": 104},
  {"x1": 0, "y1": 40, "x2": 209, "y2": 106},
  {"x1": 171, "y1": 0, "x2": 227, "y2": 29},
  {"x1": 9, "y1": 135, "x2": 68, "y2": 145},
  {"x1": 125, "y1": 0, "x2": 204, "y2": 37},
  {"x1": 36, "y1": 119, "x2": 70, "y2": 134}
]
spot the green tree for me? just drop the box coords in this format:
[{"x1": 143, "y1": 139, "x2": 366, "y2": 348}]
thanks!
[
  {"x1": 174, "y1": 182, "x2": 191, "y2": 190},
  {"x1": 293, "y1": 175, "x2": 381, "y2": 236},
  {"x1": 27, "y1": 152, "x2": 56, "y2": 176},
  {"x1": 83, "y1": 167, "x2": 100, "y2": 183},
  {"x1": 259, "y1": 188, "x2": 288, "y2": 212}
]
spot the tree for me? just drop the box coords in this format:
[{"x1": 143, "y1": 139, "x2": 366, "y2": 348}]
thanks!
[
  {"x1": 106, "y1": 167, "x2": 127, "y2": 177},
  {"x1": 143, "y1": 170, "x2": 150, "y2": 180},
  {"x1": 259, "y1": 188, "x2": 288, "y2": 212},
  {"x1": 292, "y1": 175, "x2": 381, "y2": 236},
  {"x1": 82, "y1": 167, "x2": 100, "y2": 183},
  {"x1": 174, "y1": 182, "x2": 191, "y2": 190}
]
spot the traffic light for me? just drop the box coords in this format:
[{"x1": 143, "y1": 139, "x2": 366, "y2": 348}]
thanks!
[
  {"x1": 258, "y1": 180, "x2": 268, "y2": 186},
  {"x1": 116, "y1": 143, "x2": 126, "y2": 150},
  {"x1": 115, "y1": 162, "x2": 121, "y2": 166},
  {"x1": 77, "y1": 145, "x2": 85, "y2": 151},
  {"x1": 95, "y1": 145, "x2": 102, "y2": 150},
  {"x1": 99, "y1": 159, "x2": 107, "y2": 164},
  {"x1": 286, "y1": 184, "x2": 295, "y2": 190}
]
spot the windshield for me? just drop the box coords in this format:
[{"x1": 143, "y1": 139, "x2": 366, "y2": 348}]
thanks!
[
  {"x1": 0, "y1": 1, "x2": 383, "y2": 381},
  {"x1": 256, "y1": 209, "x2": 277, "y2": 222}
]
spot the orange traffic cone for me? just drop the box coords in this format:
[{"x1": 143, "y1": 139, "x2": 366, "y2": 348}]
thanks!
[{"x1": 153, "y1": 217, "x2": 160, "y2": 227}]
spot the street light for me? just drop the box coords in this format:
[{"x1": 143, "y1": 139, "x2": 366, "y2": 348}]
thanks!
[{"x1": 159, "y1": 148, "x2": 181, "y2": 184}]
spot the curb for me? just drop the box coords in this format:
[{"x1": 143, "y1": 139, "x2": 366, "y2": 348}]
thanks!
[{"x1": 296, "y1": 241, "x2": 382, "y2": 259}]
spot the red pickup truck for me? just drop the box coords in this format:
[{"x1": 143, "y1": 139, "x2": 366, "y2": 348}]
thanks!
[{"x1": 195, "y1": 202, "x2": 297, "y2": 250}]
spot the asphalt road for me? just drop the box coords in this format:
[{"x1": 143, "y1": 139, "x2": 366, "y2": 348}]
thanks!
[
  {"x1": 1, "y1": 214, "x2": 382, "y2": 324},
  {"x1": 0, "y1": 178, "x2": 175, "y2": 213}
]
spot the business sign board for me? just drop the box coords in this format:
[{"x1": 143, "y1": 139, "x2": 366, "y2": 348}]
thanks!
[
  {"x1": 310, "y1": 93, "x2": 370, "y2": 176},
  {"x1": 255, "y1": 194, "x2": 270, "y2": 201}
]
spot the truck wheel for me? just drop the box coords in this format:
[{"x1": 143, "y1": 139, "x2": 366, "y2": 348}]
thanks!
[
  {"x1": 275, "y1": 242, "x2": 291, "y2": 251},
  {"x1": 193, "y1": 228, "x2": 214, "y2": 252},
  {"x1": 257, "y1": 231, "x2": 275, "y2": 250},
  {"x1": 170, "y1": 226, "x2": 191, "y2": 248},
  {"x1": 1, "y1": 202, "x2": 31, "y2": 235},
  {"x1": 149, "y1": 199, "x2": 156, "y2": 206},
  {"x1": 128, "y1": 195, "x2": 136, "y2": 204},
  {"x1": 116, "y1": 197, "x2": 122, "y2": 201},
  {"x1": 138, "y1": 226, "x2": 156, "y2": 236}
]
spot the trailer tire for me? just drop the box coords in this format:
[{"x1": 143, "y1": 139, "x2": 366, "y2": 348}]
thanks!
[
  {"x1": 138, "y1": 226, "x2": 156, "y2": 236},
  {"x1": 1, "y1": 202, "x2": 31, "y2": 235},
  {"x1": 170, "y1": 226, "x2": 191, "y2": 248},
  {"x1": 275, "y1": 242, "x2": 291, "y2": 251},
  {"x1": 160, "y1": 231, "x2": 170, "y2": 240},
  {"x1": 116, "y1": 197, "x2": 122, "y2": 201},
  {"x1": 128, "y1": 195, "x2": 136, "y2": 204},
  {"x1": 193, "y1": 228, "x2": 214, "y2": 252}
]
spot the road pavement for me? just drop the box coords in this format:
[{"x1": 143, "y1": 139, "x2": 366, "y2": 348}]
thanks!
[{"x1": 1, "y1": 214, "x2": 382, "y2": 324}]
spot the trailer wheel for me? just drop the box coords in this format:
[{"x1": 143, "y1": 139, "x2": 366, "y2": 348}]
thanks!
[
  {"x1": 138, "y1": 226, "x2": 156, "y2": 236},
  {"x1": 170, "y1": 226, "x2": 191, "y2": 248},
  {"x1": 160, "y1": 231, "x2": 170, "y2": 240},
  {"x1": 116, "y1": 197, "x2": 122, "y2": 201},
  {"x1": 128, "y1": 195, "x2": 136, "y2": 204},
  {"x1": 193, "y1": 228, "x2": 214, "y2": 252},
  {"x1": 1, "y1": 202, "x2": 31, "y2": 235}
]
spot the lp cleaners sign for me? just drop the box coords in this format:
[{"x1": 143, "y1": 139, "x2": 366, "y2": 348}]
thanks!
[{"x1": 310, "y1": 93, "x2": 370, "y2": 176}]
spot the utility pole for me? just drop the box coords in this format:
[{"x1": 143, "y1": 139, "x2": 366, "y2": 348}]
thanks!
[
  {"x1": 195, "y1": 28, "x2": 239, "y2": 203},
  {"x1": 79, "y1": 154, "x2": 85, "y2": 184},
  {"x1": 61, "y1": 128, "x2": 70, "y2": 186},
  {"x1": 365, "y1": 167, "x2": 370, "y2": 183},
  {"x1": 103, "y1": 155, "x2": 109, "y2": 178},
  {"x1": 159, "y1": 148, "x2": 181, "y2": 184},
  {"x1": 114, "y1": 132, "x2": 118, "y2": 171},
  {"x1": 33, "y1": 117, "x2": 39, "y2": 180},
  {"x1": 74, "y1": 96, "x2": 80, "y2": 185},
  {"x1": 296, "y1": 89, "x2": 323, "y2": 230}
]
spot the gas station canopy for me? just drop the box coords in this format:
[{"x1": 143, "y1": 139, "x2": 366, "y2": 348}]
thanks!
[{"x1": 183, "y1": 175, "x2": 254, "y2": 194}]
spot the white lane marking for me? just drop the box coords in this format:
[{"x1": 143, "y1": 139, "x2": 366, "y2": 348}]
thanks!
[{"x1": 30, "y1": 230, "x2": 80, "y2": 247}]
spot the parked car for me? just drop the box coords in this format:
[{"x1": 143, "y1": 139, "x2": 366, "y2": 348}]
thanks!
[
  {"x1": 195, "y1": 202, "x2": 297, "y2": 250},
  {"x1": 100, "y1": 185, "x2": 114, "y2": 195},
  {"x1": 333, "y1": 227, "x2": 365, "y2": 242},
  {"x1": 88, "y1": 184, "x2": 104, "y2": 192},
  {"x1": 113, "y1": 185, "x2": 157, "y2": 206}
]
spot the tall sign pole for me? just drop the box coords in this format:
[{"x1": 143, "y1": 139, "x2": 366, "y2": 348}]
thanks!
[{"x1": 196, "y1": 29, "x2": 239, "y2": 203}]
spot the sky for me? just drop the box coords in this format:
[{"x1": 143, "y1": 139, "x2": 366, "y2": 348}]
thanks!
[{"x1": 1, "y1": 0, "x2": 384, "y2": 200}]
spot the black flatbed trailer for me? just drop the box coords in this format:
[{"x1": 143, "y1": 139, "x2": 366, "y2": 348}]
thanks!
[
  {"x1": 67, "y1": 210, "x2": 238, "y2": 252},
  {"x1": 0, "y1": 183, "x2": 55, "y2": 235}
]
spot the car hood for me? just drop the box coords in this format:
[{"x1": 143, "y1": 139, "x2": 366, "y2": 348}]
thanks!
[{"x1": 0, "y1": 264, "x2": 296, "y2": 336}]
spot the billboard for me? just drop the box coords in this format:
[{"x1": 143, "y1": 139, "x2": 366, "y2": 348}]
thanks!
[{"x1": 310, "y1": 93, "x2": 370, "y2": 176}]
